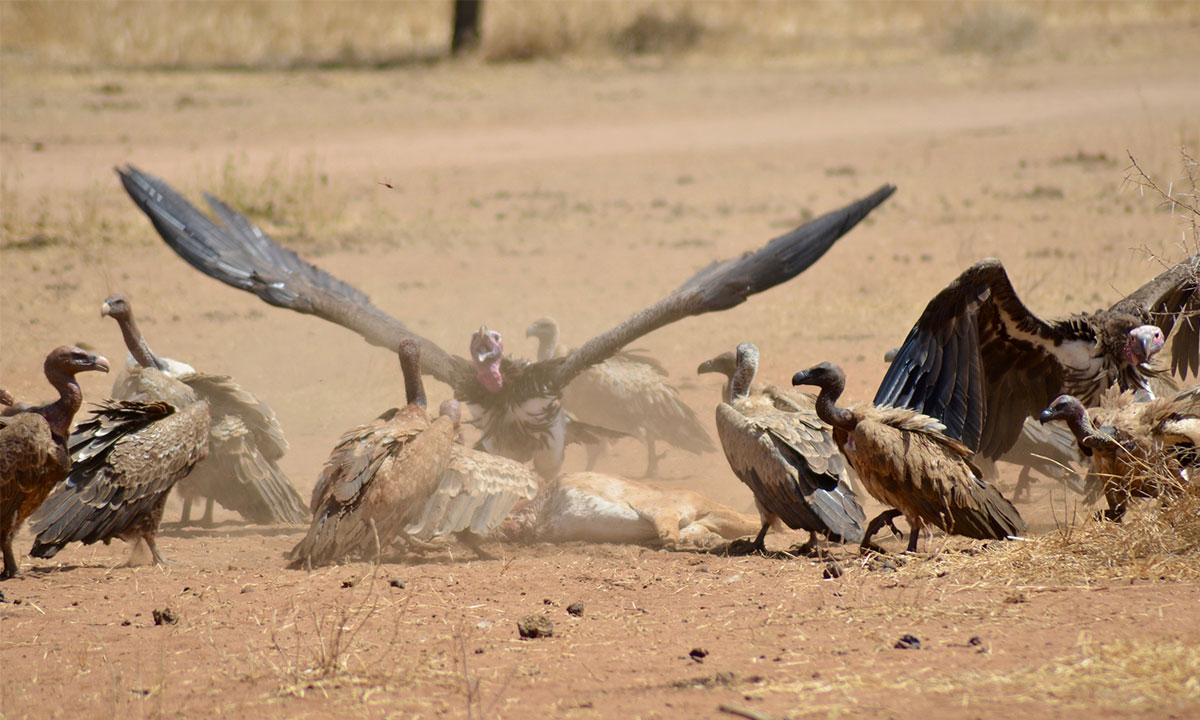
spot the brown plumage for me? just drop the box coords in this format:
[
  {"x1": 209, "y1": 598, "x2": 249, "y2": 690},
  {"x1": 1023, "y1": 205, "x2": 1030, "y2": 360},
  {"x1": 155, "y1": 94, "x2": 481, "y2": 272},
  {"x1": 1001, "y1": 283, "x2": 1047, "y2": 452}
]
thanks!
[
  {"x1": 526, "y1": 316, "x2": 713, "y2": 477},
  {"x1": 1040, "y1": 387, "x2": 1200, "y2": 521},
  {"x1": 120, "y1": 165, "x2": 893, "y2": 479},
  {"x1": 877, "y1": 256, "x2": 1198, "y2": 461},
  {"x1": 706, "y1": 344, "x2": 865, "y2": 553},
  {"x1": 793, "y1": 362, "x2": 1026, "y2": 552},
  {"x1": 101, "y1": 294, "x2": 307, "y2": 526},
  {"x1": 29, "y1": 371, "x2": 210, "y2": 566},
  {"x1": 0, "y1": 346, "x2": 110, "y2": 578},
  {"x1": 403, "y1": 400, "x2": 539, "y2": 557},
  {"x1": 289, "y1": 339, "x2": 455, "y2": 568}
]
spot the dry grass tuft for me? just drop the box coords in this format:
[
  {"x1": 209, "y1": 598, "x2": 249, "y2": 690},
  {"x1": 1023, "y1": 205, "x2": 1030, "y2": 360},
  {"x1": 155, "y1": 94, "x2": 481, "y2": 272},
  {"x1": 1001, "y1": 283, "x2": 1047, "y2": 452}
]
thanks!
[
  {"x1": 612, "y1": 10, "x2": 704, "y2": 56},
  {"x1": 940, "y1": 3, "x2": 1039, "y2": 56}
]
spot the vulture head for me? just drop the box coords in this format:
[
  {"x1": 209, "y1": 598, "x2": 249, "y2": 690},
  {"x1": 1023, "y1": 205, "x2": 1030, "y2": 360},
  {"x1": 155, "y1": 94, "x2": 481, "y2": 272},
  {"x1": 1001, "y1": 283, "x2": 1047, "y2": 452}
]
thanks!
[
  {"x1": 470, "y1": 325, "x2": 505, "y2": 393},
  {"x1": 696, "y1": 350, "x2": 737, "y2": 379},
  {"x1": 791, "y1": 361, "x2": 846, "y2": 395},
  {"x1": 99, "y1": 294, "x2": 131, "y2": 321},
  {"x1": 0, "y1": 388, "x2": 13, "y2": 407},
  {"x1": 525, "y1": 317, "x2": 559, "y2": 361},
  {"x1": 45, "y1": 345, "x2": 110, "y2": 379},
  {"x1": 1124, "y1": 324, "x2": 1166, "y2": 367},
  {"x1": 1039, "y1": 394, "x2": 1095, "y2": 455}
]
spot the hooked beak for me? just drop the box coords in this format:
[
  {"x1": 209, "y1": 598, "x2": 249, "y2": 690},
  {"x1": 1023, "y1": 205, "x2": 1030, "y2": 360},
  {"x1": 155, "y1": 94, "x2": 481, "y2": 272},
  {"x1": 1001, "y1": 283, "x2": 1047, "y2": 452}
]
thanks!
[
  {"x1": 791, "y1": 369, "x2": 811, "y2": 387},
  {"x1": 100, "y1": 301, "x2": 112, "y2": 318},
  {"x1": 1137, "y1": 325, "x2": 1166, "y2": 363},
  {"x1": 524, "y1": 322, "x2": 538, "y2": 338},
  {"x1": 92, "y1": 354, "x2": 111, "y2": 373},
  {"x1": 1038, "y1": 408, "x2": 1055, "y2": 424}
]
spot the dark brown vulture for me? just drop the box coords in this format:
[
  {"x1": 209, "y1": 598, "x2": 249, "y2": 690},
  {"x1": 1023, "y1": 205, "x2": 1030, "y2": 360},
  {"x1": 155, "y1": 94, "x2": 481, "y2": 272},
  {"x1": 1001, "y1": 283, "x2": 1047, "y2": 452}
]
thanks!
[
  {"x1": 705, "y1": 344, "x2": 864, "y2": 553},
  {"x1": 289, "y1": 339, "x2": 455, "y2": 568},
  {"x1": 792, "y1": 362, "x2": 1026, "y2": 552},
  {"x1": 1039, "y1": 388, "x2": 1200, "y2": 521},
  {"x1": 875, "y1": 256, "x2": 1198, "y2": 462},
  {"x1": 402, "y1": 399, "x2": 540, "y2": 558},
  {"x1": 118, "y1": 165, "x2": 894, "y2": 480},
  {"x1": 525, "y1": 316, "x2": 713, "y2": 477},
  {"x1": 100, "y1": 294, "x2": 308, "y2": 526},
  {"x1": 29, "y1": 368, "x2": 210, "y2": 566},
  {"x1": 0, "y1": 346, "x2": 110, "y2": 579}
]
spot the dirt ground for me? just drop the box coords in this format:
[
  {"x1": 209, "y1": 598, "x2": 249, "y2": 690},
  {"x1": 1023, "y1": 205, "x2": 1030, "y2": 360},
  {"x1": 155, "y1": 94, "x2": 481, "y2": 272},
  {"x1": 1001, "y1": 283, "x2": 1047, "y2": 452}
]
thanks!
[{"x1": 3, "y1": 21, "x2": 1200, "y2": 720}]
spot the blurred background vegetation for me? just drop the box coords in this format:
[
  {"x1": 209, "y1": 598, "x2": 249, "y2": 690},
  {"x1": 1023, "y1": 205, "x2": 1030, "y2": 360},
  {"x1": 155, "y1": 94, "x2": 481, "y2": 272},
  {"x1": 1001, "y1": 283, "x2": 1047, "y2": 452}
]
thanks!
[{"x1": 2, "y1": 0, "x2": 1197, "y2": 70}]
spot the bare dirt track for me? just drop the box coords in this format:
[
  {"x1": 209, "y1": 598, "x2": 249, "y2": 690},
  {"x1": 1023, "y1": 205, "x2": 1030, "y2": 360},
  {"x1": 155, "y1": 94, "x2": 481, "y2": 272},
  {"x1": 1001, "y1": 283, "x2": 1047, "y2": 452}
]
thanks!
[{"x1": 3, "y1": 19, "x2": 1200, "y2": 720}]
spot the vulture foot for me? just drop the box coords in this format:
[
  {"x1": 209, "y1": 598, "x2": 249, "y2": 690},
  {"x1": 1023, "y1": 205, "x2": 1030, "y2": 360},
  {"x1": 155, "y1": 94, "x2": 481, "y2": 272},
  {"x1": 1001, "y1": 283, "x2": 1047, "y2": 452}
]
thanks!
[
  {"x1": 860, "y1": 509, "x2": 904, "y2": 555},
  {"x1": 641, "y1": 442, "x2": 668, "y2": 479},
  {"x1": 788, "y1": 532, "x2": 823, "y2": 558},
  {"x1": 1011, "y1": 467, "x2": 1035, "y2": 504},
  {"x1": 458, "y1": 532, "x2": 495, "y2": 560},
  {"x1": 726, "y1": 537, "x2": 766, "y2": 556}
]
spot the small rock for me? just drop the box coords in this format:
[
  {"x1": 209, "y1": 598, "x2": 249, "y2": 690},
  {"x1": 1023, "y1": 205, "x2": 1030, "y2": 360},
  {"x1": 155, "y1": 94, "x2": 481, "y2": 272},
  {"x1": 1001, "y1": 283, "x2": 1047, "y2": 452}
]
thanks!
[
  {"x1": 13, "y1": 599, "x2": 21, "y2": 605},
  {"x1": 341, "y1": 579, "x2": 355, "y2": 589},
  {"x1": 474, "y1": 648, "x2": 485, "y2": 655},
  {"x1": 822, "y1": 562, "x2": 843, "y2": 579},
  {"x1": 121, "y1": 620, "x2": 132, "y2": 627},
  {"x1": 240, "y1": 586, "x2": 255, "y2": 594},
  {"x1": 389, "y1": 578, "x2": 405, "y2": 589},
  {"x1": 894, "y1": 634, "x2": 921, "y2": 650},
  {"x1": 517, "y1": 613, "x2": 553, "y2": 639},
  {"x1": 542, "y1": 597, "x2": 553, "y2": 605},
  {"x1": 567, "y1": 602, "x2": 584, "y2": 617},
  {"x1": 477, "y1": 620, "x2": 492, "y2": 629},
  {"x1": 689, "y1": 647, "x2": 709, "y2": 661},
  {"x1": 0, "y1": 589, "x2": 6, "y2": 603},
  {"x1": 968, "y1": 636, "x2": 983, "y2": 646},
  {"x1": 880, "y1": 560, "x2": 898, "y2": 573},
  {"x1": 1003, "y1": 592, "x2": 1027, "y2": 604},
  {"x1": 152, "y1": 608, "x2": 178, "y2": 626}
]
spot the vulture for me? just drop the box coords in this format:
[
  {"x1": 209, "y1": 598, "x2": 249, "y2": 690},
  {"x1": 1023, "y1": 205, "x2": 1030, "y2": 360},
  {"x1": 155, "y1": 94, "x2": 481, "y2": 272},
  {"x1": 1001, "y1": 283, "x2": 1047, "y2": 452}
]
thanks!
[
  {"x1": 881, "y1": 346, "x2": 1084, "y2": 502},
  {"x1": 100, "y1": 294, "x2": 308, "y2": 526},
  {"x1": 792, "y1": 361, "x2": 1026, "y2": 552},
  {"x1": 0, "y1": 346, "x2": 110, "y2": 579},
  {"x1": 402, "y1": 399, "x2": 540, "y2": 558},
  {"x1": 1039, "y1": 388, "x2": 1200, "y2": 521},
  {"x1": 525, "y1": 316, "x2": 713, "y2": 476},
  {"x1": 500, "y1": 471, "x2": 763, "y2": 550},
  {"x1": 29, "y1": 369, "x2": 211, "y2": 566},
  {"x1": 118, "y1": 165, "x2": 894, "y2": 479},
  {"x1": 876, "y1": 256, "x2": 1199, "y2": 462},
  {"x1": 288, "y1": 339, "x2": 455, "y2": 568},
  {"x1": 706, "y1": 343, "x2": 865, "y2": 553}
]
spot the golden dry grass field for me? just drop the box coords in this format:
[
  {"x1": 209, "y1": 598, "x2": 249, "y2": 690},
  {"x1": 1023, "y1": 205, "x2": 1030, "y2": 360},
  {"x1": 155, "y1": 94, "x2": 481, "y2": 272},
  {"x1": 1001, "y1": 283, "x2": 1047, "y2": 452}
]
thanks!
[{"x1": 3, "y1": 2, "x2": 1200, "y2": 718}]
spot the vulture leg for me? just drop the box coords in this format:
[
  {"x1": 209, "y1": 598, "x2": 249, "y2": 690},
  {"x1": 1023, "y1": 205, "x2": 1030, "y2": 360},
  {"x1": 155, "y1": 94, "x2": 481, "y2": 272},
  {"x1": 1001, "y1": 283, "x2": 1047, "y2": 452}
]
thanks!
[
  {"x1": 200, "y1": 497, "x2": 216, "y2": 528},
  {"x1": 1100, "y1": 484, "x2": 1129, "y2": 523},
  {"x1": 145, "y1": 535, "x2": 169, "y2": 565},
  {"x1": 1012, "y1": 466, "x2": 1034, "y2": 504},
  {"x1": 728, "y1": 520, "x2": 772, "y2": 555},
  {"x1": 860, "y1": 509, "x2": 903, "y2": 553},
  {"x1": 179, "y1": 496, "x2": 194, "y2": 525},
  {"x1": 905, "y1": 518, "x2": 923, "y2": 553},
  {"x1": 641, "y1": 437, "x2": 667, "y2": 478},
  {"x1": 2, "y1": 511, "x2": 18, "y2": 579},
  {"x1": 458, "y1": 531, "x2": 494, "y2": 560},
  {"x1": 790, "y1": 531, "x2": 821, "y2": 557}
]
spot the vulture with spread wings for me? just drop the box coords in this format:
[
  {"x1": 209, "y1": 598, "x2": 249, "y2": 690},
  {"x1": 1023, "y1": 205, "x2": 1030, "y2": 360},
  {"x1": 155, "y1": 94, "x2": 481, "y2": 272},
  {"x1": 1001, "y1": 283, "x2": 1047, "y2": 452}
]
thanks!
[
  {"x1": 876, "y1": 256, "x2": 1199, "y2": 461},
  {"x1": 118, "y1": 165, "x2": 894, "y2": 479}
]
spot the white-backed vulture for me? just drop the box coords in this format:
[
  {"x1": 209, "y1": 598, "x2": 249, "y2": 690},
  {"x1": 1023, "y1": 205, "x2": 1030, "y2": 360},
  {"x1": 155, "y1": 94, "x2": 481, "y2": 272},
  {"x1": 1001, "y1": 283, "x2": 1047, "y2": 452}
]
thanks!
[
  {"x1": 29, "y1": 369, "x2": 211, "y2": 566},
  {"x1": 792, "y1": 361, "x2": 1026, "y2": 552},
  {"x1": 119, "y1": 165, "x2": 894, "y2": 480},
  {"x1": 501, "y1": 472, "x2": 761, "y2": 550},
  {"x1": 876, "y1": 256, "x2": 1199, "y2": 462},
  {"x1": 1039, "y1": 388, "x2": 1200, "y2": 521},
  {"x1": 288, "y1": 339, "x2": 454, "y2": 568},
  {"x1": 402, "y1": 399, "x2": 540, "y2": 558},
  {"x1": 0, "y1": 346, "x2": 110, "y2": 578},
  {"x1": 100, "y1": 294, "x2": 308, "y2": 526},
  {"x1": 706, "y1": 344, "x2": 865, "y2": 553},
  {"x1": 525, "y1": 316, "x2": 713, "y2": 477}
]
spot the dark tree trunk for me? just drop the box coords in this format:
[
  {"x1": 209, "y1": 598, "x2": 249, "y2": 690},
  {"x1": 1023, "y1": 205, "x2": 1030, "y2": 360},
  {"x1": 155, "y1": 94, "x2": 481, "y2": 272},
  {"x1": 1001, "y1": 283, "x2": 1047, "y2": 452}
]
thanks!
[{"x1": 451, "y1": 0, "x2": 482, "y2": 55}]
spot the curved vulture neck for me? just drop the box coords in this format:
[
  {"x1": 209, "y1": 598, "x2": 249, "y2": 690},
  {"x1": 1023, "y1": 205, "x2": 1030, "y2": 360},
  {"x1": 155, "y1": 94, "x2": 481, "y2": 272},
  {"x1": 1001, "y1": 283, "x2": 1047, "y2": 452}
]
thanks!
[
  {"x1": 401, "y1": 352, "x2": 427, "y2": 409},
  {"x1": 41, "y1": 364, "x2": 83, "y2": 441},
  {"x1": 534, "y1": 328, "x2": 559, "y2": 362},
  {"x1": 730, "y1": 356, "x2": 757, "y2": 401},
  {"x1": 812, "y1": 375, "x2": 857, "y2": 432},
  {"x1": 1062, "y1": 407, "x2": 1110, "y2": 453},
  {"x1": 114, "y1": 314, "x2": 165, "y2": 370}
]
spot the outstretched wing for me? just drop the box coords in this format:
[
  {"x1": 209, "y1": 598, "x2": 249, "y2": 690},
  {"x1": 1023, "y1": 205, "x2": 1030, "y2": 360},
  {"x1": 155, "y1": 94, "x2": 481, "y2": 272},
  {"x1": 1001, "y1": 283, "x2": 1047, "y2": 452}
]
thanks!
[
  {"x1": 117, "y1": 165, "x2": 469, "y2": 387},
  {"x1": 404, "y1": 445, "x2": 539, "y2": 539},
  {"x1": 874, "y1": 259, "x2": 1099, "y2": 459},
  {"x1": 1111, "y1": 254, "x2": 1200, "y2": 380},
  {"x1": 552, "y1": 184, "x2": 896, "y2": 389}
]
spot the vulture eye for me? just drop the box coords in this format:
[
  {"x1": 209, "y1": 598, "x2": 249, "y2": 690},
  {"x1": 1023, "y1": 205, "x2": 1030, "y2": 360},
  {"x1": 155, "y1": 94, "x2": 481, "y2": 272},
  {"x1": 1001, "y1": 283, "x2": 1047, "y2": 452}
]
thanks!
[{"x1": 490, "y1": 331, "x2": 502, "y2": 343}]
